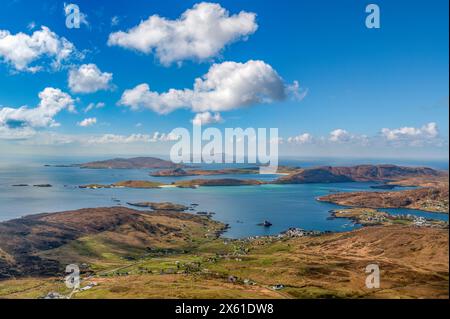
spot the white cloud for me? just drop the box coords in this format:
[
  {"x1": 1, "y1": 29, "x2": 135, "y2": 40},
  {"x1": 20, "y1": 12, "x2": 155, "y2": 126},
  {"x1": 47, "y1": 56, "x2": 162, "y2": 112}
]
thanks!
[
  {"x1": 287, "y1": 133, "x2": 313, "y2": 144},
  {"x1": 78, "y1": 117, "x2": 97, "y2": 127},
  {"x1": 380, "y1": 122, "x2": 441, "y2": 146},
  {"x1": 192, "y1": 112, "x2": 223, "y2": 125},
  {"x1": 108, "y1": 2, "x2": 258, "y2": 65},
  {"x1": 84, "y1": 102, "x2": 105, "y2": 113},
  {"x1": 68, "y1": 64, "x2": 113, "y2": 94},
  {"x1": 328, "y1": 129, "x2": 369, "y2": 145},
  {"x1": 0, "y1": 26, "x2": 76, "y2": 72},
  {"x1": 14, "y1": 131, "x2": 180, "y2": 146},
  {"x1": 329, "y1": 129, "x2": 351, "y2": 143},
  {"x1": 20, "y1": 132, "x2": 77, "y2": 145},
  {"x1": 0, "y1": 125, "x2": 36, "y2": 140},
  {"x1": 85, "y1": 132, "x2": 179, "y2": 145},
  {"x1": 0, "y1": 88, "x2": 75, "y2": 139},
  {"x1": 86, "y1": 134, "x2": 149, "y2": 144},
  {"x1": 120, "y1": 60, "x2": 297, "y2": 114},
  {"x1": 381, "y1": 122, "x2": 439, "y2": 141},
  {"x1": 150, "y1": 131, "x2": 180, "y2": 142}
]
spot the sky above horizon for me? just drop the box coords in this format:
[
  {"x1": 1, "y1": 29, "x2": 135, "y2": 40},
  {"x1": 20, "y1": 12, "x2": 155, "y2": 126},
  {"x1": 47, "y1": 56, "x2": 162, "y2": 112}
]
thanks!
[{"x1": 0, "y1": 0, "x2": 448, "y2": 160}]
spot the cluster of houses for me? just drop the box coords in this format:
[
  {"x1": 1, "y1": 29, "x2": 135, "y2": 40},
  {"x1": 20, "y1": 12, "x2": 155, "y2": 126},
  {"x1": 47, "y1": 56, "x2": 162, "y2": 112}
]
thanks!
[
  {"x1": 278, "y1": 228, "x2": 323, "y2": 238},
  {"x1": 389, "y1": 214, "x2": 448, "y2": 228}
]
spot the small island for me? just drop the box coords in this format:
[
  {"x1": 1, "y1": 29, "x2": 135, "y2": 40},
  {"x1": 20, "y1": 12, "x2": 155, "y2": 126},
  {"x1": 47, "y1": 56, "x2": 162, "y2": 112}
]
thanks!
[
  {"x1": 80, "y1": 178, "x2": 265, "y2": 189},
  {"x1": 151, "y1": 167, "x2": 260, "y2": 177},
  {"x1": 47, "y1": 157, "x2": 183, "y2": 170},
  {"x1": 80, "y1": 181, "x2": 164, "y2": 189},
  {"x1": 127, "y1": 202, "x2": 189, "y2": 211},
  {"x1": 173, "y1": 178, "x2": 265, "y2": 188},
  {"x1": 151, "y1": 166, "x2": 300, "y2": 177}
]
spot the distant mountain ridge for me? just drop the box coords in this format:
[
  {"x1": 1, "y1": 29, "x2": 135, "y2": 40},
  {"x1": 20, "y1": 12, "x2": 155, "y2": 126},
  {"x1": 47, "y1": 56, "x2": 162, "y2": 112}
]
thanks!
[
  {"x1": 276, "y1": 164, "x2": 443, "y2": 184},
  {"x1": 79, "y1": 157, "x2": 181, "y2": 169}
]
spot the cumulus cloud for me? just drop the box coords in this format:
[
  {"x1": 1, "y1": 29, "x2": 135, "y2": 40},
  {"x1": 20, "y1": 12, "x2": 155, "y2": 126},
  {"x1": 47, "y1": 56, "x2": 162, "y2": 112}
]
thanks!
[
  {"x1": 120, "y1": 60, "x2": 297, "y2": 114},
  {"x1": 68, "y1": 64, "x2": 113, "y2": 94},
  {"x1": 192, "y1": 112, "x2": 223, "y2": 125},
  {"x1": 0, "y1": 88, "x2": 75, "y2": 139},
  {"x1": 0, "y1": 26, "x2": 76, "y2": 72},
  {"x1": 77, "y1": 117, "x2": 97, "y2": 127},
  {"x1": 324, "y1": 124, "x2": 441, "y2": 147},
  {"x1": 107, "y1": 2, "x2": 258, "y2": 65},
  {"x1": 381, "y1": 122, "x2": 439, "y2": 141},
  {"x1": 327, "y1": 129, "x2": 369, "y2": 145},
  {"x1": 287, "y1": 133, "x2": 313, "y2": 144},
  {"x1": 329, "y1": 129, "x2": 352, "y2": 143},
  {"x1": 380, "y1": 122, "x2": 441, "y2": 146}
]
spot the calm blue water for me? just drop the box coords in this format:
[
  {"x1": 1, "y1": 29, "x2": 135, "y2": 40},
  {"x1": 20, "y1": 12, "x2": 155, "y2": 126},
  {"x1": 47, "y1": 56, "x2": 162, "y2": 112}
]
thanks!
[{"x1": 0, "y1": 160, "x2": 448, "y2": 238}]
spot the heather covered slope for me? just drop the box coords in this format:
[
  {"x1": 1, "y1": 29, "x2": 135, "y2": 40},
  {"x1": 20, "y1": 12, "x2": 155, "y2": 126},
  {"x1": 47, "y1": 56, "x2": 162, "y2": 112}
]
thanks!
[
  {"x1": 0, "y1": 207, "x2": 225, "y2": 279},
  {"x1": 0, "y1": 207, "x2": 448, "y2": 299},
  {"x1": 318, "y1": 186, "x2": 449, "y2": 213}
]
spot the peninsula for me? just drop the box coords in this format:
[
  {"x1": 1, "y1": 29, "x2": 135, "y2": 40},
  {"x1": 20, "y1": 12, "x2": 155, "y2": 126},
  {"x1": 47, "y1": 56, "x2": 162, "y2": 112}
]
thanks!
[{"x1": 318, "y1": 187, "x2": 449, "y2": 213}]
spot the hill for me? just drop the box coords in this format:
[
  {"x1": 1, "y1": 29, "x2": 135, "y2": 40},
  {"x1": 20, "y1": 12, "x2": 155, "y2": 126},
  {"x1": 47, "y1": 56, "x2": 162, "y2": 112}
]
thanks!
[
  {"x1": 79, "y1": 157, "x2": 181, "y2": 169},
  {"x1": 275, "y1": 164, "x2": 444, "y2": 184},
  {"x1": 0, "y1": 207, "x2": 224, "y2": 279}
]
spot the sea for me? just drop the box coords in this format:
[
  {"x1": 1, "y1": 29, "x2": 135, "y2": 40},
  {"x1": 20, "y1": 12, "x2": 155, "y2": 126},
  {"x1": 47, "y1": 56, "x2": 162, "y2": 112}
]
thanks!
[{"x1": 0, "y1": 156, "x2": 448, "y2": 238}]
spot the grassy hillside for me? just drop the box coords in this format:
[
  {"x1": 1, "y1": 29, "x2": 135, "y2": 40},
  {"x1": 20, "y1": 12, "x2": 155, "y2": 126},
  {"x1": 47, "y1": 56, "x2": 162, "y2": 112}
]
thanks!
[{"x1": 0, "y1": 206, "x2": 447, "y2": 299}]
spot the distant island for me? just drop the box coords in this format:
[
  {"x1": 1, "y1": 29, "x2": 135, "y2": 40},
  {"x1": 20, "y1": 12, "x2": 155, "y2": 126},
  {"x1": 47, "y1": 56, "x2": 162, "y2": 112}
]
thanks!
[
  {"x1": 80, "y1": 178, "x2": 264, "y2": 189},
  {"x1": 79, "y1": 157, "x2": 183, "y2": 169},
  {"x1": 151, "y1": 166, "x2": 299, "y2": 177},
  {"x1": 77, "y1": 164, "x2": 449, "y2": 214},
  {"x1": 151, "y1": 167, "x2": 260, "y2": 177},
  {"x1": 80, "y1": 180, "x2": 164, "y2": 189},
  {"x1": 47, "y1": 157, "x2": 182, "y2": 169},
  {"x1": 127, "y1": 202, "x2": 189, "y2": 211},
  {"x1": 173, "y1": 178, "x2": 264, "y2": 188}
]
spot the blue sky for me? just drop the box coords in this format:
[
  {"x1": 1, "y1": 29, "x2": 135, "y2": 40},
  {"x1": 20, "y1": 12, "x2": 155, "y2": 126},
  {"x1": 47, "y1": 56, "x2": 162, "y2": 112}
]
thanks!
[{"x1": 0, "y1": 0, "x2": 448, "y2": 159}]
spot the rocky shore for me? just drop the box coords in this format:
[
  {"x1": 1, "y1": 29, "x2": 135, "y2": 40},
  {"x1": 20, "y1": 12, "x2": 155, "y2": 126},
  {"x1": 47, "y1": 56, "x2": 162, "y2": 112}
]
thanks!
[{"x1": 318, "y1": 187, "x2": 449, "y2": 213}]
